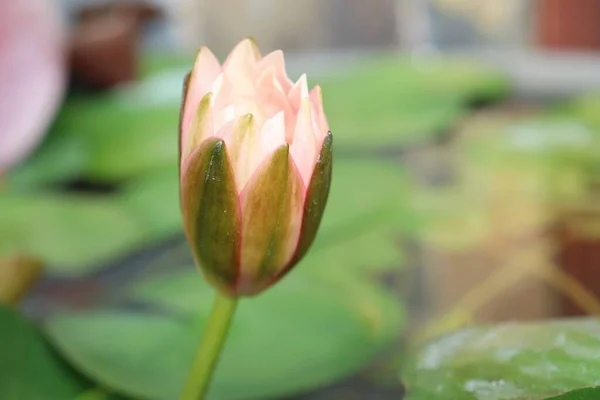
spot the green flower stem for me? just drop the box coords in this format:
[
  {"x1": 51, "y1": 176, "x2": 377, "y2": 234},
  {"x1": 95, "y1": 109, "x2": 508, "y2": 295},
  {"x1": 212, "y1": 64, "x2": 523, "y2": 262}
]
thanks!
[{"x1": 179, "y1": 292, "x2": 238, "y2": 400}]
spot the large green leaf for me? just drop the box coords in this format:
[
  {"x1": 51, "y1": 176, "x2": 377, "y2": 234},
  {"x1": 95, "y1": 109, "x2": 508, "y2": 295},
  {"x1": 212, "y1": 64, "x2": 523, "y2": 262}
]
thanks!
[
  {"x1": 117, "y1": 158, "x2": 414, "y2": 276},
  {"x1": 333, "y1": 56, "x2": 511, "y2": 103},
  {"x1": 45, "y1": 266, "x2": 404, "y2": 400},
  {"x1": 553, "y1": 92, "x2": 600, "y2": 133},
  {"x1": 140, "y1": 53, "x2": 193, "y2": 79},
  {"x1": 3, "y1": 157, "x2": 413, "y2": 278},
  {"x1": 322, "y1": 78, "x2": 465, "y2": 149},
  {"x1": 0, "y1": 305, "x2": 87, "y2": 399},
  {"x1": 74, "y1": 388, "x2": 127, "y2": 400},
  {"x1": 8, "y1": 67, "x2": 184, "y2": 189},
  {"x1": 404, "y1": 318, "x2": 600, "y2": 400},
  {"x1": 319, "y1": 55, "x2": 509, "y2": 149},
  {"x1": 320, "y1": 159, "x2": 417, "y2": 234},
  {"x1": 0, "y1": 194, "x2": 142, "y2": 276},
  {"x1": 118, "y1": 165, "x2": 181, "y2": 243},
  {"x1": 55, "y1": 85, "x2": 179, "y2": 182},
  {"x1": 548, "y1": 388, "x2": 600, "y2": 400}
]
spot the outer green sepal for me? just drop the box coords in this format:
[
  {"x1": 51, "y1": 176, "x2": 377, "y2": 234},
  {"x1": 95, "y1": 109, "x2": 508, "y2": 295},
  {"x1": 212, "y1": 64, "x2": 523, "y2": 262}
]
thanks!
[
  {"x1": 180, "y1": 138, "x2": 241, "y2": 295},
  {"x1": 238, "y1": 144, "x2": 304, "y2": 296},
  {"x1": 289, "y1": 132, "x2": 333, "y2": 267}
]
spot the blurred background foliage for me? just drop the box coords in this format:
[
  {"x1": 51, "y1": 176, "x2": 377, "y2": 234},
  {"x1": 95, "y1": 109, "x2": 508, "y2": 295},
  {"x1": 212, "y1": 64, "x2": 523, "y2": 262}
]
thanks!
[{"x1": 4, "y1": 0, "x2": 600, "y2": 399}]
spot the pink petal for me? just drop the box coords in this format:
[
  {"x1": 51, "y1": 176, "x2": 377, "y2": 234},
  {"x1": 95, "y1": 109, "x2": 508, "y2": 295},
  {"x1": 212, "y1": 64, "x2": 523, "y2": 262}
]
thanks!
[
  {"x1": 219, "y1": 114, "x2": 264, "y2": 193},
  {"x1": 290, "y1": 98, "x2": 317, "y2": 187},
  {"x1": 212, "y1": 72, "x2": 257, "y2": 117},
  {"x1": 259, "y1": 50, "x2": 293, "y2": 93},
  {"x1": 0, "y1": 0, "x2": 66, "y2": 170},
  {"x1": 183, "y1": 47, "x2": 221, "y2": 140},
  {"x1": 309, "y1": 85, "x2": 330, "y2": 143},
  {"x1": 223, "y1": 39, "x2": 260, "y2": 94},
  {"x1": 224, "y1": 69, "x2": 255, "y2": 101},
  {"x1": 224, "y1": 38, "x2": 262, "y2": 68},
  {"x1": 261, "y1": 111, "x2": 286, "y2": 155},
  {"x1": 288, "y1": 73, "x2": 309, "y2": 113},
  {"x1": 256, "y1": 67, "x2": 295, "y2": 140}
]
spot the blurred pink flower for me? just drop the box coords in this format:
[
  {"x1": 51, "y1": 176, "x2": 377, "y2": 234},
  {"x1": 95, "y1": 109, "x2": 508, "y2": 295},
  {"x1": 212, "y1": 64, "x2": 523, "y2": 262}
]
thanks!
[{"x1": 0, "y1": 0, "x2": 66, "y2": 171}]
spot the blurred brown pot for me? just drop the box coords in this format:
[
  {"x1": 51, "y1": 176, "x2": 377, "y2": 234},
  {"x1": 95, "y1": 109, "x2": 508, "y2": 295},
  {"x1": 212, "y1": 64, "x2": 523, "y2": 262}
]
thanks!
[
  {"x1": 536, "y1": 0, "x2": 600, "y2": 51},
  {"x1": 69, "y1": 1, "x2": 161, "y2": 90}
]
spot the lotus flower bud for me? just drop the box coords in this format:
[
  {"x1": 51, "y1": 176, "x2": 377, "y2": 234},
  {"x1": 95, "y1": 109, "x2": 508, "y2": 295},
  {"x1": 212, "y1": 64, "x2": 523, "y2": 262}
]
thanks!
[{"x1": 179, "y1": 39, "x2": 332, "y2": 297}]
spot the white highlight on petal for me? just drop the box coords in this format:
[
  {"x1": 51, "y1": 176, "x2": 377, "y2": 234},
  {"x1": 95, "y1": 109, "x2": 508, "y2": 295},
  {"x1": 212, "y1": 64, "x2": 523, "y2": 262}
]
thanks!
[
  {"x1": 261, "y1": 111, "x2": 286, "y2": 155},
  {"x1": 214, "y1": 105, "x2": 235, "y2": 132},
  {"x1": 300, "y1": 75, "x2": 309, "y2": 98},
  {"x1": 288, "y1": 74, "x2": 310, "y2": 115},
  {"x1": 290, "y1": 98, "x2": 317, "y2": 186},
  {"x1": 211, "y1": 73, "x2": 224, "y2": 102}
]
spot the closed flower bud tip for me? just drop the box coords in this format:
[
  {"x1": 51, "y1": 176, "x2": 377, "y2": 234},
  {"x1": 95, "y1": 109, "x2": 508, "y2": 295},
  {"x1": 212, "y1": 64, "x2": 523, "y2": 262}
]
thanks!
[{"x1": 179, "y1": 38, "x2": 332, "y2": 297}]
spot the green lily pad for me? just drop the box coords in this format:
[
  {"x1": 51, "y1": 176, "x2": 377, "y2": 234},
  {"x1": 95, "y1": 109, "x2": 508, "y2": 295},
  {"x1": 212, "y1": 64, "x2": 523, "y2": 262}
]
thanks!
[
  {"x1": 46, "y1": 266, "x2": 404, "y2": 400},
  {"x1": 553, "y1": 92, "x2": 600, "y2": 133},
  {"x1": 404, "y1": 318, "x2": 600, "y2": 400},
  {"x1": 55, "y1": 88, "x2": 179, "y2": 182},
  {"x1": 322, "y1": 77, "x2": 465, "y2": 149},
  {"x1": 320, "y1": 159, "x2": 417, "y2": 234},
  {"x1": 6, "y1": 135, "x2": 89, "y2": 192},
  {"x1": 319, "y1": 55, "x2": 509, "y2": 150},
  {"x1": 336, "y1": 56, "x2": 511, "y2": 103},
  {"x1": 4, "y1": 157, "x2": 413, "y2": 278},
  {"x1": 74, "y1": 388, "x2": 126, "y2": 400},
  {"x1": 0, "y1": 305, "x2": 87, "y2": 399},
  {"x1": 8, "y1": 66, "x2": 183, "y2": 189},
  {"x1": 140, "y1": 53, "x2": 193, "y2": 79},
  {"x1": 305, "y1": 224, "x2": 405, "y2": 276},
  {"x1": 118, "y1": 158, "x2": 413, "y2": 275},
  {"x1": 0, "y1": 194, "x2": 142, "y2": 276},
  {"x1": 118, "y1": 166, "x2": 181, "y2": 242}
]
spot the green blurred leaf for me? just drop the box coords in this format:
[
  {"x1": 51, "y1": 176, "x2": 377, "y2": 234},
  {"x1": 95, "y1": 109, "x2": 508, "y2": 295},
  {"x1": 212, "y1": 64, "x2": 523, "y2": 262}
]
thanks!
[
  {"x1": 311, "y1": 159, "x2": 416, "y2": 275},
  {"x1": 338, "y1": 56, "x2": 511, "y2": 102},
  {"x1": 117, "y1": 158, "x2": 414, "y2": 276},
  {"x1": 322, "y1": 78, "x2": 464, "y2": 149},
  {"x1": 319, "y1": 55, "x2": 509, "y2": 149},
  {"x1": 320, "y1": 159, "x2": 417, "y2": 234},
  {"x1": 0, "y1": 305, "x2": 87, "y2": 399},
  {"x1": 74, "y1": 388, "x2": 126, "y2": 400},
  {"x1": 305, "y1": 225, "x2": 405, "y2": 276},
  {"x1": 140, "y1": 52, "x2": 193, "y2": 79},
  {"x1": 118, "y1": 166, "x2": 181, "y2": 242},
  {"x1": 58, "y1": 90, "x2": 179, "y2": 181},
  {"x1": 6, "y1": 135, "x2": 89, "y2": 191},
  {"x1": 0, "y1": 194, "x2": 142, "y2": 276},
  {"x1": 9, "y1": 66, "x2": 183, "y2": 188},
  {"x1": 547, "y1": 388, "x2": 600, "y2": 400},
  {"x1": 405, "y1": 319, "x2": 600, "y2": 400},
  {"x1": 3, "y1": 158, "x2": 414, "y2": 277},
  {"x1": 553, "y1": 92, "x2": 600, "y2": 133},
  {"x1": 46, "y1": 266, "x2": 404, "y2": 400}
]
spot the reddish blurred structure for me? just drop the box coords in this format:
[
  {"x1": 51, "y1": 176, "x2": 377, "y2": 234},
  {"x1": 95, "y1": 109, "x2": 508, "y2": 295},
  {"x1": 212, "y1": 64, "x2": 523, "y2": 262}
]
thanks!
[
  {"x1": 554, "y1": 208, "x2": 600, "y2": 316},
  {"x1": 536, "y1": 0, "x2": 600, "y2": 317},
  {"x1": 70, "y1": 1, "x2": 161, "y2": 90},
  {"x1": 537, "y1": 0, "x2": 600, "y2": 51}
]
